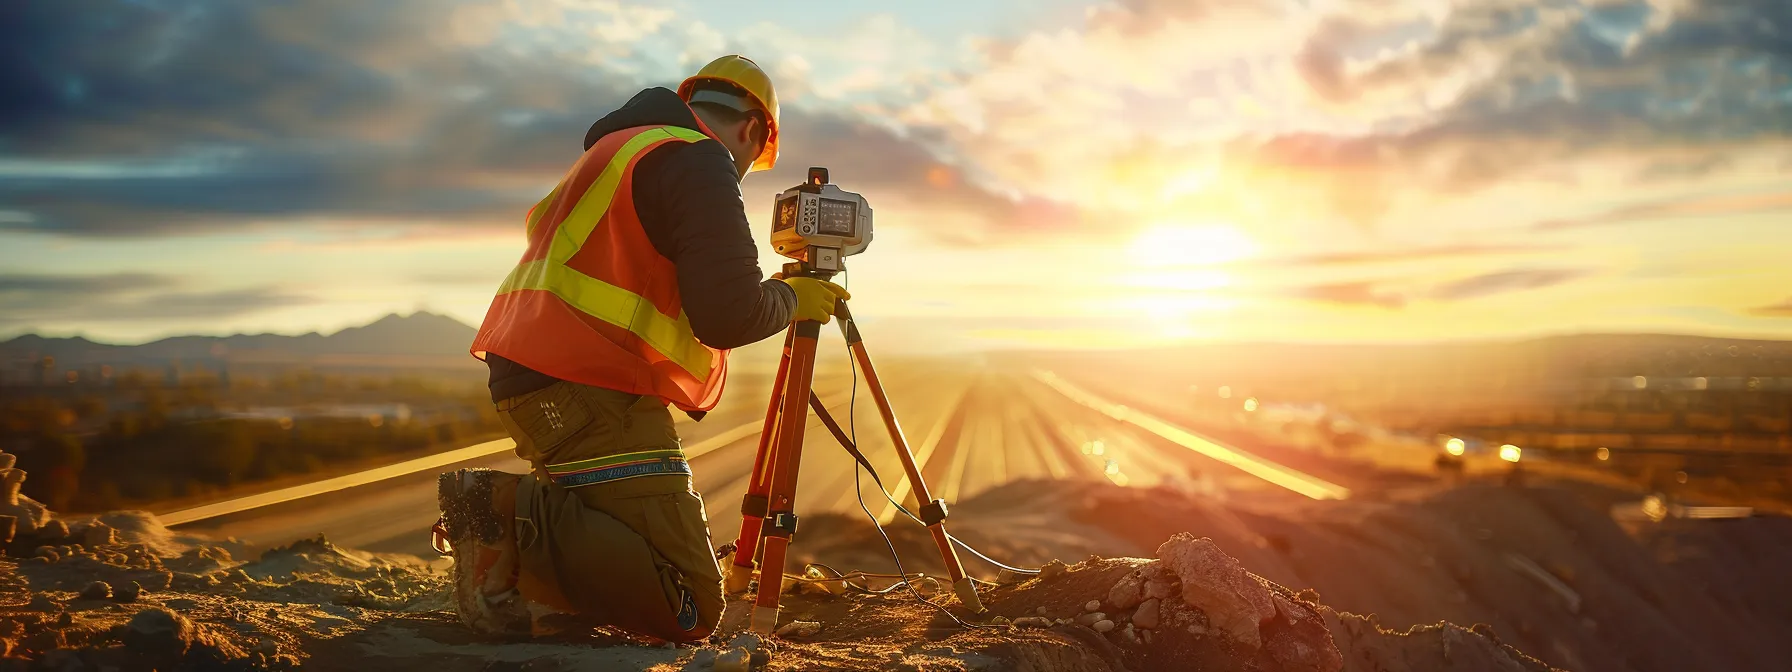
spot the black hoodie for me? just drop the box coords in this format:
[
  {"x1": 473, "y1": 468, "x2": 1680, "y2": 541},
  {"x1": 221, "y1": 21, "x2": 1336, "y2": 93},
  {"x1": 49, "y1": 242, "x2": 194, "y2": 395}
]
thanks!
[{"x1": 485, "y1": 87, "x2": 798, "y2": 404}]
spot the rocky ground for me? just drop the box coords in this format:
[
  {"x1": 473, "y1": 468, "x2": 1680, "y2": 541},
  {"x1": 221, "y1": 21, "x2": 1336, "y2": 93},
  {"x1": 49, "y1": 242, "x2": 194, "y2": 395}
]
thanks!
[{"x1": 3, "y1": 448, "x2": 1788, "y2": 671}]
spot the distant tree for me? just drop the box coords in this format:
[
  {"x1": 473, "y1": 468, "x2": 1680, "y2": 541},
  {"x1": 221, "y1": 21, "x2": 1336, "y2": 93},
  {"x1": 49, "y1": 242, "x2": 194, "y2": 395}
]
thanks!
[
  {"x1": 191, "y1": 421, "x2": 257, "y2": 485},
  {"x1": 33, "y1": 431, "x2": 86, "y2": 511}
]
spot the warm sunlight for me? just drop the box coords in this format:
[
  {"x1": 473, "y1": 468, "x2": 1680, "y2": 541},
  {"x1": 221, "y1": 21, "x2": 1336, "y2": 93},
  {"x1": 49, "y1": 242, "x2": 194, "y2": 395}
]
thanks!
[{"x1": 1128, "y1": 222, "x2": 1260, "y2": 268}]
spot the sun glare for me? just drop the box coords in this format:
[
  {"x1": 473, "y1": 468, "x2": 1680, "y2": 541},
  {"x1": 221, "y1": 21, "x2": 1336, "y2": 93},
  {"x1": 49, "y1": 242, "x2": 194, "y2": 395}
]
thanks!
[{"x1": 1129, "y1": 222, "x2": 1258, "y2": 267}]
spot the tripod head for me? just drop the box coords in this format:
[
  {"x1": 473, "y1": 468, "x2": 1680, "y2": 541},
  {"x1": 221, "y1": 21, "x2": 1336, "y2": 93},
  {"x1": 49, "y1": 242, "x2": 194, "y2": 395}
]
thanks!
[
  {"x1": 771, "y1": 167, "x2": 873, "y2": 274},
  {"x1": 779, "y1": 260, "x2": 840, "y2": 283}
]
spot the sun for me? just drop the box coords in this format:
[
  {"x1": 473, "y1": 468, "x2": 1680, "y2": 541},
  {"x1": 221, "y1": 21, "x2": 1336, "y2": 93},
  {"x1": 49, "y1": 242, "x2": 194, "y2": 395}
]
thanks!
[{"x1": 1128, "y1": 222, "x2": 1259, "y2": 267}]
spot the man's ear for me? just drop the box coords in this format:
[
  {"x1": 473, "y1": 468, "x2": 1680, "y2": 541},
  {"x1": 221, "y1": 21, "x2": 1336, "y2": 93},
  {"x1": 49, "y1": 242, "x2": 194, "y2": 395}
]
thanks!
[{"x1": 740, "y1": 117, "x2": 762, "y2": 146}]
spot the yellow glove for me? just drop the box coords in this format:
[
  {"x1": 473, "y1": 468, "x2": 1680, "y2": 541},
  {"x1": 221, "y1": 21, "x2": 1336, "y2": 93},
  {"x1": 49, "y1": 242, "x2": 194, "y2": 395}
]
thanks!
[{"x1": 777, "y1": 276, "x2": 851, "y2": 324}]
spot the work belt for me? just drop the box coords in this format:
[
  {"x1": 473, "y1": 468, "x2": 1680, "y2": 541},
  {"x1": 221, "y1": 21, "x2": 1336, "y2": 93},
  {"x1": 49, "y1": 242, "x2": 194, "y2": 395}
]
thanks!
[{"x1": 544, "y1": 448, "x2": 691, "y2": 489}]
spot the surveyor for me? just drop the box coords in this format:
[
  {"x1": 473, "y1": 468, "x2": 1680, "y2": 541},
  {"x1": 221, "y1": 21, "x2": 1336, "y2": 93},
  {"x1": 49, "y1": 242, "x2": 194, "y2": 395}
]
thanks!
[{"x1": 434, "y1": 55, "x2": 851, "y2": 641}]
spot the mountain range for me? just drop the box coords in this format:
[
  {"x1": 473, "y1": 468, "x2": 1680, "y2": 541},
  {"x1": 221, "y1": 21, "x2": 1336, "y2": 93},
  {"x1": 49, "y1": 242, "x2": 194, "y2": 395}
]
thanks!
[{"x1": 0, "y1": 312, "x2": 483, "y2": 372}]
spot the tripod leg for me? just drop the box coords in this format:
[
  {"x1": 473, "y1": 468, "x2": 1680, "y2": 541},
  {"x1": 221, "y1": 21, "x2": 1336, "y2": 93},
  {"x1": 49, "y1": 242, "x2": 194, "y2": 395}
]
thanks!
[
  {"x1": 751, "y1": 319, "x2": 823, "y2": 635},
  {"x1": 728, "y1": 324, "x2": 797, "y2": 594},
  {"x1": 833, "y1": 302, "x2": 985, "y2": 612}
]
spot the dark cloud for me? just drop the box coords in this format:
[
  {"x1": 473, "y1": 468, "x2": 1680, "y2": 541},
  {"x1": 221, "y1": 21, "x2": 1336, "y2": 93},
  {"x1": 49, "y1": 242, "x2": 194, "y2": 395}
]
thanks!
[
  {"x1": 1278, "y1": 0, "x2": 1792, "y2": 197},
  {"x1": 0, "y1": 0, "x2": 1045, "y2": 240},
  {"x1": 0, "y1": 272, "x2": 175, "y2": 294},
  {"x1": 1751, "y1": 298, "x2": 1792, "y2": 317},
  {"x1": 0, "y1": 272, "x2": 315, "y2": 325},
  {"x1": 1429, "y1": 267, "x2": 1592, "y2": 301}
]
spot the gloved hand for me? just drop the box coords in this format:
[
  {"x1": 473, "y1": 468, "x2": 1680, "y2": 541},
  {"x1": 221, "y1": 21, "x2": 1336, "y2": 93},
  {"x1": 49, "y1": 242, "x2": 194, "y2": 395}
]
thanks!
[{"x1": 776, "y1": 276, "x2": 851, "y2": 324}]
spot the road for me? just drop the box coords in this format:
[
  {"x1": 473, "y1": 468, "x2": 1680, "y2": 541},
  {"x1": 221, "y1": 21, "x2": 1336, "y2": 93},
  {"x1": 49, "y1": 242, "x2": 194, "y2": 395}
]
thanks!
[{"x1": 168, "y1": 359, "x2": 1362, "y2": 558}]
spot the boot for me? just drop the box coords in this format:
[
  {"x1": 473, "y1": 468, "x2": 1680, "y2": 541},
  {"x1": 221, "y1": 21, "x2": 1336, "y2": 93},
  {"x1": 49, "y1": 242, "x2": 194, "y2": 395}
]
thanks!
[{"x1": 435, "y1": 468, "x2": 530, "y2": 636}]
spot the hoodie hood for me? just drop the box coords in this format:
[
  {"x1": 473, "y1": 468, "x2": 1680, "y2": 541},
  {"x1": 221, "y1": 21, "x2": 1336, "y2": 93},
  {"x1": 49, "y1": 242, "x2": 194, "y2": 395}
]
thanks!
[{"x1": 583, "y1": 87, "x2": 712, "y2": 151}]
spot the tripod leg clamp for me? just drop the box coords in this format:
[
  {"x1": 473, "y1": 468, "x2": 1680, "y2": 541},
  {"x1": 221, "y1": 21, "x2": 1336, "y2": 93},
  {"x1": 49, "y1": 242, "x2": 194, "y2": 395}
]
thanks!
[
  {"x1": 741, "y1": 494, "x2": 769, "y2": 518},
  {"x1": 762, "y1": 512, "x2": 799, "y2": 539},
  {"x1": 920, "y1": 499, "x2": 950, "y2": 526}
]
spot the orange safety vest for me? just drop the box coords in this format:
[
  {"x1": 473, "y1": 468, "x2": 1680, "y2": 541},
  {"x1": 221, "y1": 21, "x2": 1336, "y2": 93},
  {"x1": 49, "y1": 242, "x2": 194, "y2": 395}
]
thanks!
[{"x1": 470, "y1": 124, "x2": 728, "y2": 412}]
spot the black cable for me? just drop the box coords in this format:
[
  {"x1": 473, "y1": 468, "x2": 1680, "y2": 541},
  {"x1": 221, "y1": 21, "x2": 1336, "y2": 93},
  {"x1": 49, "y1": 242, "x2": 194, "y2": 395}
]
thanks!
[
  {"x1": 838, "y1": 271, "x2": 991, "y2": 630},
  {"x1": 826, "y1": 274, "x2": 1040, "y2": 577}
]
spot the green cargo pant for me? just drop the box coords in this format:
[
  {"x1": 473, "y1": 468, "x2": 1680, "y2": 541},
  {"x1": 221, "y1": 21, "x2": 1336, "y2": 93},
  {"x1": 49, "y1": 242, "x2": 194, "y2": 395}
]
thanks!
[{"x1": 496, "y1": 381, "x2": 724, "y2": 642}]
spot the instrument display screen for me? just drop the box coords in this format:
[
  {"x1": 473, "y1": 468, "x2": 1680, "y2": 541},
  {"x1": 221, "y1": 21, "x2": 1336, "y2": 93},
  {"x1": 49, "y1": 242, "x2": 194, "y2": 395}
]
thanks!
[{"x1": 817, "y1": 198, "x2": 857, "y2": 235}]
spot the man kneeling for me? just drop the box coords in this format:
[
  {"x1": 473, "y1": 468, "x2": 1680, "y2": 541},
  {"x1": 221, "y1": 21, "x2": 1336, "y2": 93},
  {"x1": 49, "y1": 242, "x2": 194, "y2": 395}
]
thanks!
[{"x1": 433, "y1": 55, "x2": 848, "y2": 641}]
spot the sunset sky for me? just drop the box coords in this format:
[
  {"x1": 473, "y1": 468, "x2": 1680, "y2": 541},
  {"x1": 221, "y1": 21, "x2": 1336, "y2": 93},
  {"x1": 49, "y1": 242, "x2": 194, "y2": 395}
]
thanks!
[{"x1": 3, "y1": 0, "x2": 1790, "y2": 351}]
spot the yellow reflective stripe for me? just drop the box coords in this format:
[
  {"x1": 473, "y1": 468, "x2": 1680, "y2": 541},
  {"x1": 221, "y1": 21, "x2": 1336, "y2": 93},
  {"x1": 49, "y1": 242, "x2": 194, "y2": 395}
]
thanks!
[
  {"x1": 555, "y1": 127, "x2": 708, "y2": 253},
  {"x1": 498, "y1": 260, "x2": 714, "y2": 381},
  {"x1": 502, "y1": 125, "x2": 716, "y2": 381},
  {"x1": 546, "y1": 448, "x2": 687, "y2": 475},
  {"x1": 523, "y1": 184, "x2": 560, "y2": 238}
]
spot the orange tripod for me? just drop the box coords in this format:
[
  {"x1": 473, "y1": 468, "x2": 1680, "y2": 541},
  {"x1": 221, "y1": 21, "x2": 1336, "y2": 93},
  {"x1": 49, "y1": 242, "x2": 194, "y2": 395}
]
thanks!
[{"x1": 725, "y1": 267, "x2": 984, "y2": 635}]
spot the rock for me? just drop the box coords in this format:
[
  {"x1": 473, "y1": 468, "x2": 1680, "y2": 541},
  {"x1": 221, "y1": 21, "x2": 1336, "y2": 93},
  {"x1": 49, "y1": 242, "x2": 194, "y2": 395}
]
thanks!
[
  {"x1": 257, "y1": 637, "x2": 279, "y2": 655},
  {"x1": 990, "y1": 616, "x2": 1012, "y2": 626},
  {"x1": 114, "y1": 581, "x2": 143, "y2": 603},
  {"x1": 728, "y1": 632, "x2": 770, "y2": 653},
  {"x1": 1156, "y1": 533, "x2": 1276, "y2": 649},
  {"x1": 1093, "y1": 619, "x2": 1116, "y2": 633},
  {"x1": 38, "y1": 649, "x2": 85, "y2": 672},
  {"x1": 1037, "y1": 559, "x2": 1068, "y2": 582},
  {"x1": 124, "y1": 608, "x2": 196, "y2": 657},
  {"x1": 714, "y1": 647, "x2": 751, "y2": 672},
  {"x1": 35, "y1": 546, "x2": 59, "y2": 562},
  {"x1": 1144, "y1": 578, "x2": 1174, "y2": 600},
  {"x1": 1265, "y1": 594, "x2": 1343, "y2": 672},
  {"x1": 79, "y1": 523, "x2": 116, "y2": 547},
  {"x1": 1133, "y1": 598, "x2": 1161, "y2": 630},
  {"x1": 774, "y1": 620, "x2": 822, "y2": 638},
  {"x1": 1297, "y1": 588, "x2": 1320, "y2": 603},
  {"x1": 1036, "y1": 606, "x2": 1049, "y2": 616},
  {"x1": 1075, "y1": 612, "x2": 1107, "y2": 626},
  {"x1": 79, "y1": 581, "x2": 111, "y2": 600},
  {"x1": 1108, "y1": 570, "x2": 1145, "y2": 610},
  {"x1": 40, "y1": 519, "x2": 70, "y2": 541},
  {"x1": 1084, "y1": 600, "x2": 1102, "y2": 612},
  {"x1": 1142, "y1": 629, "x2": 1154, "y2": 644},
  {"x1": 1013, "y1": 616, "x2": 1052, "y2": 628},
  {"x1": 56, "y1": 612, "x2": 73, "y2": 628}
]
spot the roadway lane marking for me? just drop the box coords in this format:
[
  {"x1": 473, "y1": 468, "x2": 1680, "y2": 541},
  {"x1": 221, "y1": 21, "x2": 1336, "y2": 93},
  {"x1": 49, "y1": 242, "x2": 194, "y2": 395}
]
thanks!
[
  {"x1": 161, "y1": 389, "x2": 852, "y2": 527},
  {"x1": 160, "y1": 437, "x2": 520, "y2": 526},
  {"x1": 877, "y1": 381, "x2": 973, "y2": 524},
  {"x1": 1032, "y1": 371, "x2": 1351, "y2": 501}
]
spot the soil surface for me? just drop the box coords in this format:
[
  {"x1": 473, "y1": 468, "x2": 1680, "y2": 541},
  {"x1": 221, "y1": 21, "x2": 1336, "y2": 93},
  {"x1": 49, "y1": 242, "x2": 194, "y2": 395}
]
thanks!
[{"x1": 4, "y1": 454, "x2": 1788, "y2": 671}]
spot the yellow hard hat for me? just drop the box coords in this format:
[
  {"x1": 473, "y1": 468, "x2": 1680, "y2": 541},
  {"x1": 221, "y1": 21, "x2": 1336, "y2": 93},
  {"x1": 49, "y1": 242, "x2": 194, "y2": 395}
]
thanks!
[{"x1": 679, "y1": 55, "x2": 780, "y2": 173}]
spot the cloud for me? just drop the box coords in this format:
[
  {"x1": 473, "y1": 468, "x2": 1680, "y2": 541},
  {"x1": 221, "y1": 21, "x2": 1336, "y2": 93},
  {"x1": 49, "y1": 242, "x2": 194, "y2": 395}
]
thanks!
[
  {"x1": 1750, "y1": 298, "x2": 1792, "y2": 317},
  {"x1": 1429, "y1": 267, "x2": 1592, "y2": 301},
  {"x1": 0, "y1": 272, "x2": 176, "y2": 294},
  {"x1": 0, "y1": 272, "x2": 314, "y2": 325},
  {"x1": 1292, "y1": 280, "x2": 1409, "y2": 309},
  {"x1": 0, "y1": 0, "x2": 1050, "y2": 242},
  {"x1": 5, "y1": 0, "x2": 1789, "y2": 246},
  {"x1": 1534, "y1": 189, "x2": 1792, "y2": 230},
  {"x1": 892, "y1": 0, "x2": 1792, "y2": 238},
  {"x1": 1259, "y1": 242, "x2": 1560, "y2": 267},
  {"x1": 1287, "y1": 265, "x2": 1593, "y2": 308}
]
